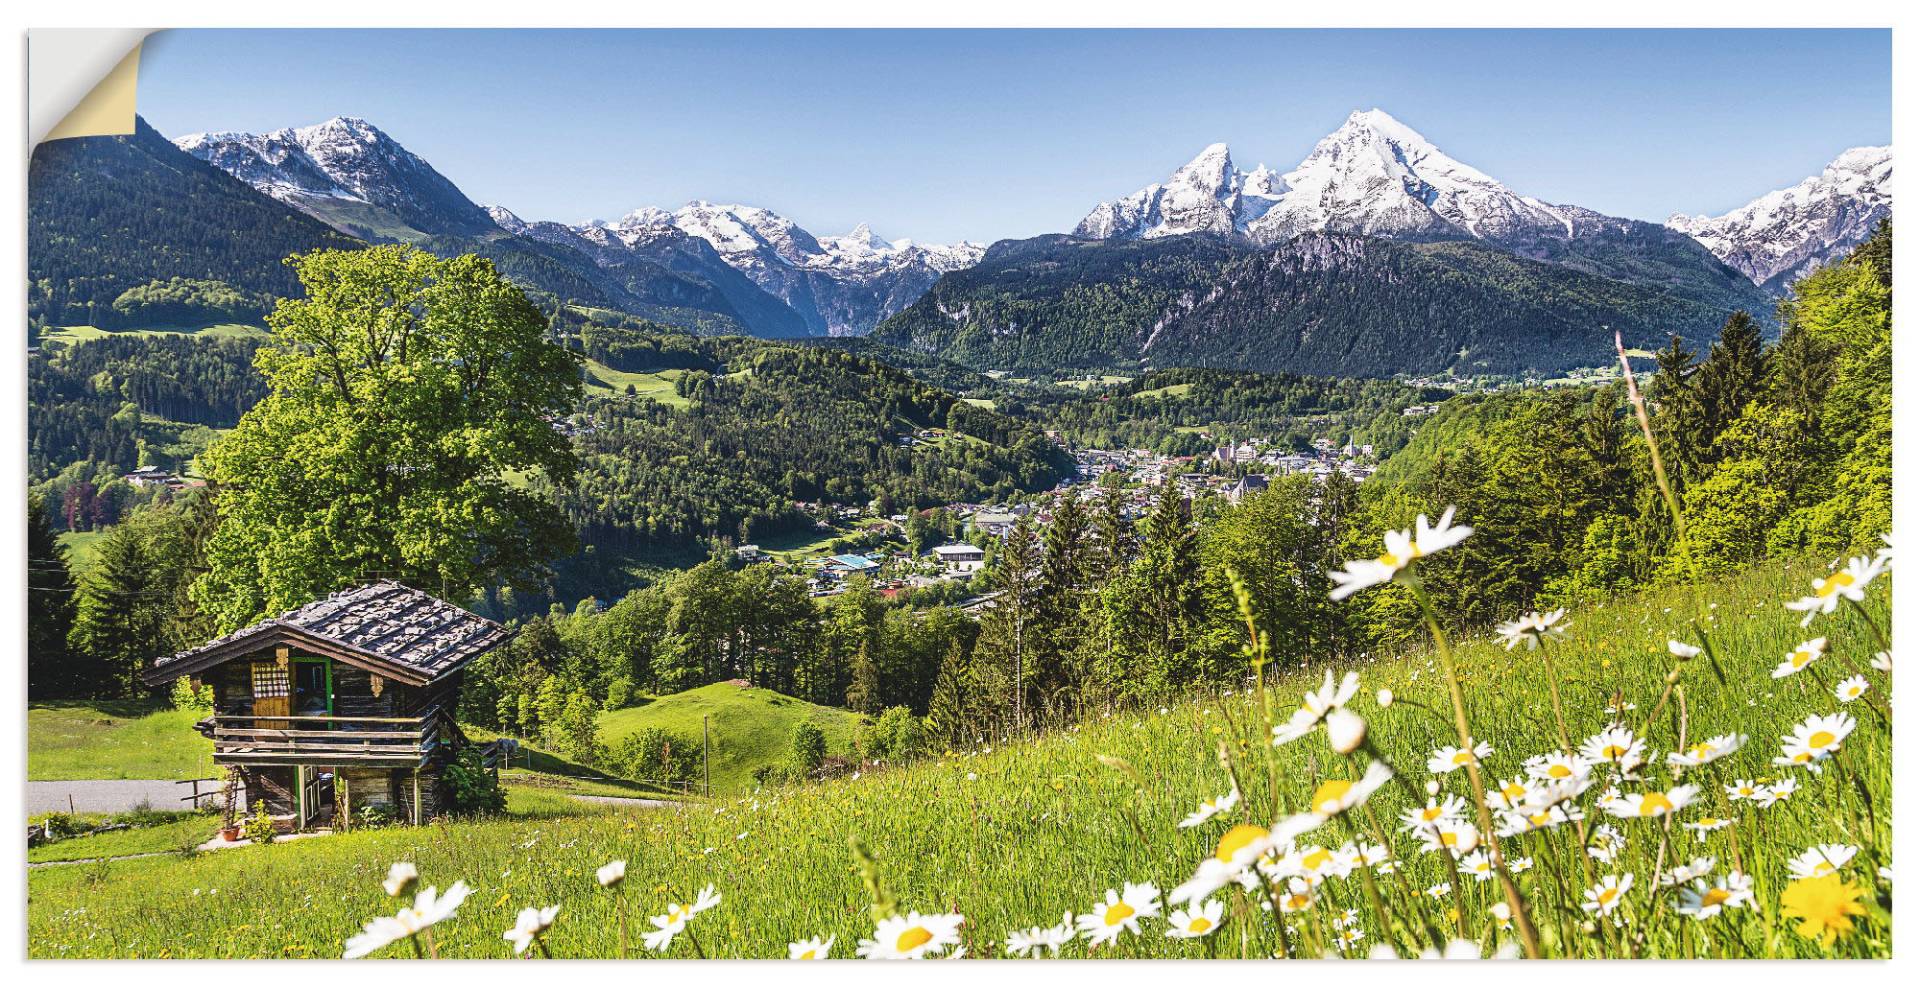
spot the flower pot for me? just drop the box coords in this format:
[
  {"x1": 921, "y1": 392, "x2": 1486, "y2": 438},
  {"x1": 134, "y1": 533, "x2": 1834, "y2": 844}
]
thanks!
[{"x1": 220, "y1": 826, "x2": 242, "y2": 842}]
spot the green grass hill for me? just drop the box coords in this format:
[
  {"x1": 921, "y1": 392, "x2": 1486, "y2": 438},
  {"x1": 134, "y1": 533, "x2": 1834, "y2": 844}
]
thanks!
[{"x1": 598, "y1": 682, "x2": 864, "y2": 794}]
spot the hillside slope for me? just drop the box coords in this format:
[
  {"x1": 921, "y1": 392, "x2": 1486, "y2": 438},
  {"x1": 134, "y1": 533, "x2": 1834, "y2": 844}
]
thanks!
[
  {"x1": 598, "y1": 682, "x2": 863, "y2": 794},
  {"x1": 874, "y1": 232, "x2": 1748, "y2": 376},
  {"x1": 27, "y1": 560, "x2": 1891, "y2": 958}
]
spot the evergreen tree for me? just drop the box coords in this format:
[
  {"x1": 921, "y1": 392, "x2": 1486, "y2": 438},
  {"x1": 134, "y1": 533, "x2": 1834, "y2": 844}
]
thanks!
[
  {"x1": 845, "y1": 641, "x2": 881, "y2": 716},
  {"x1": 27, "y1": 494, "x2": 78, "y2": 698},
  {"x1": 923, "y1": 640, "x2": 977, "y2": 749},
  {"x1": 1694, "y1": 310, "x2": 1770, "y2": 459},
  {"x1": 1090, "y1": 476, "x2": 1134, "y2": 586},
  {"x1": 1031, "y1": 493, "x2": 1089, "y2": 711},
  {"x1": 1648, "y1": 335, "x2": 1707, "y2": 483},
  {"x1": 974, "y1": 511, "x2": 1039, "y2": 727}
]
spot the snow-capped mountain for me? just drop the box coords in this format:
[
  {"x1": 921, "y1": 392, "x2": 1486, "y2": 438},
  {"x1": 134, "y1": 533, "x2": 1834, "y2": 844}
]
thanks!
[
  {"x1": 175, "y1": 117, "x2": 499, "y2": 239},
  {"x1": 575, "y1": 201, "x2": 985, "y2": 336},
  {"x1": 1077, "y1": 109, "x2": 1613, "y2": 247},
  {"x1": 1074, "y1": 108, "x2": 1773, "y2": 314},
  {"x1": 1667, "y1": 146, "x2": 1892, "y2": 292},
  {"x1": 1074, "y1": 142, "x2": 1284, "y2": 240}
]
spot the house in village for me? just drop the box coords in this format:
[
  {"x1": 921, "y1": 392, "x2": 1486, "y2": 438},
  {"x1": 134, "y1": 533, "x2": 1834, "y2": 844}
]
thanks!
[
  {"x1": 140, "y1": 581, "x2": 511, "y2": 832},
  {"x1": 930, "y1": 543, "x2": 986, "y2": 574}
]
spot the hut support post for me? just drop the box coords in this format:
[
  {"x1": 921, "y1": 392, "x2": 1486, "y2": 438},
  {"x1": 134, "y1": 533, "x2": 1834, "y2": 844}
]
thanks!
[{"x1": 411, "y1": 769, "x2": 421, "y2": 824}]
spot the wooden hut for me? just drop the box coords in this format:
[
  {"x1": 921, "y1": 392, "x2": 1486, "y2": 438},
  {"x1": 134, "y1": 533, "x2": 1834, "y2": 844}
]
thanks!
[{"x1": 141, "y1": 581, "x2": 511, "y2": 831}]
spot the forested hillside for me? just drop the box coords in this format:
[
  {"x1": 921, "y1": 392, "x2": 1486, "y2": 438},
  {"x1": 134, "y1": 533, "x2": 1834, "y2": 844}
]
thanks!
[
  {"x1": 556, "y1": 339, "x2": 1072, "y2": 547},
  {"x1": 27, "y1": 119, "x2": 356, "y2": 329},
  {"x1": 874, "y1": 232, "x2": 1748, "y2": 376}
]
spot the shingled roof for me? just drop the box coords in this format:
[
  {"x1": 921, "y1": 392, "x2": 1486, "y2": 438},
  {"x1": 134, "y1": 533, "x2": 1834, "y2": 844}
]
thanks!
[{"x1": 144, "y1": 581, "x2": 510, "y2": 687}]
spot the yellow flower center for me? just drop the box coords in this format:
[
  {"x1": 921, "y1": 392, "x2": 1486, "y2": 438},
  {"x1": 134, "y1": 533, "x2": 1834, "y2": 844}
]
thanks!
[
  {"x1": 1602, "y1": 744, "x2": 1628, "y2": 759},
  {"x1": 1701, "y1": 888, "x2": 1730, "y2": 908},
  {"x1": 1547, "y1": 764, "x2": 1573, "y2": 779},
  {"x1": 1216, "y1": 824, "x2": 1267, "y2": 862},
  {"x1": 1501, "y1": 781, "x2": 1526, "y2": 799},
  {"x1": 1421, "y1": 806, "x2": 1445, "y2": 821},
  {"x1": 1638, "y1": 793, "x2": 1674, "y2": 816},
  {"x1": 1813, "y1": 862, "x2": 1835, "y2": 876},
  {"x1": 1528, "y1": 812, "x2": 1552, "y2": 827},
  {"x1": 1809, "y1": 731, "x2": 1836, "y2": 748},
  {"x1": 1452, "y1": 750, "x2": 1475, "y2": 765},
  {"x1": 1817, "y1": 571, "x2": 1856, "y2": 597},
  {"x1": 1793, "y1": 651, "x2": 1814, "y2": 668},
  {"x1": 1286, "y1": 894, "x2": 1310, "y2": 910},
  {"x1": 1312, "y1": 780, "x2": 1354, "y2": 813},
  {"x1": 1688, "y1": 743, "x2": 1714, "y2": 759},
  {"x1": 797, "y1": 948, "x2": 817, "y2": 959},
  {"x1": 1697, "y1": 818, "x2": 1722, "y2": 827},
  {"x1": 1598, "y1": 888, "x2": 1619, "y2": 906},
  {"x1": 1187, "y1": 916, "x2": 1213, "y2": 933},
  {"x1": 1440, "y1": 830, "x2": 1459, "y2": 847},
  {"x1": 1302, "y1": 848, "x2": 1334, "y2": 872},
  {"x1": 1104, "y1": 902, "x2": 1135, "y2": 926},
  {"x1": 896, "y1": 926, "x2": 933, "y2": 952}
]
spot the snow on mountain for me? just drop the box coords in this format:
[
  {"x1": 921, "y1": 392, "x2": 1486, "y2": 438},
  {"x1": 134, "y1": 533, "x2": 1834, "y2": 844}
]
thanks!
[
  {"x1": 174, "y1": 117, "x2": 498, "y2": 238},
  {"x1": 1076, "y1": 110, "x2": 1581, "y2": 247},
  {"x1": 1073, "y1": 142, "x2": 1284, "y2": 240},
  {"x1": 571, "y1": 201, "x2": 985, "y2": 335},
  {"x1": 1667, "y1": 146, "x2": 1892, "y2": 291}
]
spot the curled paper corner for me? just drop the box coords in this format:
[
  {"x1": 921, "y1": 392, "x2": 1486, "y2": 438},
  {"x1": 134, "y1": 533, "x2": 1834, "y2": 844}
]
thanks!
[{"x1": 31, "y1": 29, "x2": 155, "y2": 145}]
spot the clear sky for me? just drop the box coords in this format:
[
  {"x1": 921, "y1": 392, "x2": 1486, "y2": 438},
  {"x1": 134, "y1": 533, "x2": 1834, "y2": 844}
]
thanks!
[{"x1": 137, "y1": 28, "x2": 1890, "y2": 244}]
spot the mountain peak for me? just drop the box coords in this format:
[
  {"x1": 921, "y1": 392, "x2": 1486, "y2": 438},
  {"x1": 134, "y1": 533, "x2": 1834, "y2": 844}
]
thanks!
[
  {"x1": 173, "y1": 116, "x2": 501, "y2": 238},
  {"x1": 1667, "y1": 145, "x2": 1892, "y2": 290}
]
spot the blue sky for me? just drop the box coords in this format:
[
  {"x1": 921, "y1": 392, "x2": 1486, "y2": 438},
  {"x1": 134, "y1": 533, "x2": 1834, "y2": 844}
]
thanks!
[{"x1": 137, "y1": 28, "x2": 1890, "y2": 244}]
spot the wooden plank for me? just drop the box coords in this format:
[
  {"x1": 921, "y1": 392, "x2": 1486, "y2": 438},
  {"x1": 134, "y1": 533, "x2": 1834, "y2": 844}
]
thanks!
[
  {"x1": 216, "y1": 722, "x2": 430, "y2": 737},
  {"x1": 215, "y1": 741, "x2": 424, "y2": 755},
  {"x1": 214, "y1": 711, "x2": 435, "y2": 725}
]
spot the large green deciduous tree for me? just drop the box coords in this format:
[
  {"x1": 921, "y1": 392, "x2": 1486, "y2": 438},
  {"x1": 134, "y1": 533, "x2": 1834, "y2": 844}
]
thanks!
[{"x1": 192, "y1": 246, "x2": 582, "y2": 630}]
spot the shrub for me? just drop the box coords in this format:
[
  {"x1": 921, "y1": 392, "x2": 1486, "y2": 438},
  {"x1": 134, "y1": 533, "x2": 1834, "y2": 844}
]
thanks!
[
  {"x1": 790, "y1": 721, "x2": 827, "y2": 774},
  {"x1": 441, "y1": 747, "x2": 507, "y2": 817},
  {"x1": 858, "y1": 706, "x2": 926, "y2": 763},
  {"x1": 240, "y1": 800, "x2": 275, "y2": 844}
]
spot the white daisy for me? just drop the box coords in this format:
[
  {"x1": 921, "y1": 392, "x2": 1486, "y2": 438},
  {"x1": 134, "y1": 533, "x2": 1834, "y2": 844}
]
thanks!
[
  {"x1": 1328, "y1": 506, "x2": 1472, "y2": 600},
  {"x1": 857, "y1": 911, "x2": 965, "y2": 960},
  {"x1": 788, "y1": 934, "x2": 835, "y2": 960},
  {"x1": 1774, "y1": 713, "x2": 1856, "y2": 772},
  {"x1": 1003, "y1": 913, "x2": 1073, "y2": 957},
  {"x1": 1771, "y1": 638, "x2": 1828, "y2": 679},
  {"x1": 1428, "y1": 740, "x2": 1494, "y2": 774},
  {"x1": 1581, "y1": 874, "x2": 1634, "y2": 916},
  {"x1": 1164, "y1": 898, "x2": 1224, "y2": 940},
  {"x1": 1785, "y1": 555, "x2": 1886, "y2": 626},
  {"x1": 1787, "y1": 844, "x2": 1859, "y2": 880},
  {"x1": 1076, "y1": 883, "x2": 1161, "y2": 946},
  {"x1": 1496, "y1": 609, "x2": 1569, "y2": 650},
  {"x1": 1667, "y1": 733, "x2": 1746, "y2": 769},
  {"x1": 1603, "y1": 784, "x2": 1698, "y2": 820},
  {"x1": 1178, "y1": 789, "x2": 1240, "y2": 829},
  {"x1": 503, "y1": 905, "x2": 560, "y2": 956},
  {"x1": 1834, "y1": 676, "x2": 1870, "y2": 703},
  {"x1": 1676, "y1": 872, "x2": 1753, "y2": 920}
]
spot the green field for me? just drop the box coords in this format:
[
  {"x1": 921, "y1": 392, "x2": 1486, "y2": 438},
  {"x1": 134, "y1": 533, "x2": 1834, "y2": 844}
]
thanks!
[
  {"x1": 38, "y1": 323, "x2": 268, "y2": 348},
  {"x1": 582, "y1": 361, "x2": 691, "y2": 406},
  {"x1": 597, "y1": 683, "x2": 863, "y2": 794},
  {"x1": 56, "y1": 530, "x2": 106, "y2": 572},
  {"x1": 29, "y1": 812, "x2": 219, "y2": 864},
  {"x1": 1132, "y1": 381, "x2": 1194, "y2": 400},
  {"x1": 28, "y1": 700, "x2": 216, "y2": 781},
  {"x1": 26, "y1": 559, "x2": 1892, "y2": 958}
]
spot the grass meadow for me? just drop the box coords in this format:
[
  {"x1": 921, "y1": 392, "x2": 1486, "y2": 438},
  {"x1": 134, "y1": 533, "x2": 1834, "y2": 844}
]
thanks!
[{"x1": 26, "y1": 555, "x2": 1891, "y2": 959}]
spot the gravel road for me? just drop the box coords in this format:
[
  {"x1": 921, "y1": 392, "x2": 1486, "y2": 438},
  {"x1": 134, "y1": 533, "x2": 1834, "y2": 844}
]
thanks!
[{"x1": 27, "y1": 779, "x2": 218, "y2": 815}]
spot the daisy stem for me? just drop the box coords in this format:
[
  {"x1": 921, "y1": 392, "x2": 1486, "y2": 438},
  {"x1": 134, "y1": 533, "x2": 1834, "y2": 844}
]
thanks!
[
  {"x1": 685, "y1": 927, "x2": 707, "y2": 960},
  {"x1": 1406, "y1": 576, "x2": 1542, "y2": 959},
  {"x1": 536, "y1": 939, "x2": 553, "y2": 960},
  {"x1": 1538, "y1": 646, "x2": 1575, "y2": 754},
  {"x1": 1843, "y1": 596, "x2": 1891, "y2": 654},
  {"x1": 616, "y1": 891, "x2": 627, "y2": 959},
  {"x1": 1615, "y1": 332, "x2": 1701, "y2": 585},
  {"x1": 420, "y1": 928, "x2": 439, "y2": 960}
]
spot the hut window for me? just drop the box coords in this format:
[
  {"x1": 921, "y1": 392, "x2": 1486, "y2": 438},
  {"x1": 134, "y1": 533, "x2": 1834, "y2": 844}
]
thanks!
[{"x1": 251, "y1": 661, "x2": 290, "y2": 698}]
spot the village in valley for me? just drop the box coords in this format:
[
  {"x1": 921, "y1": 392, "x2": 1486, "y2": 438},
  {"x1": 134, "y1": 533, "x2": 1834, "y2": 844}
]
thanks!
[{"x1": 765, "y1": 425, "x2": 1393, "y2": 603}]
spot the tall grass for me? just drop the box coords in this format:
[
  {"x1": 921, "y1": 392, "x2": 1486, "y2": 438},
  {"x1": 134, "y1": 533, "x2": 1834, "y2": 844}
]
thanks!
[{"x1": 27, "y1": 559, "x2": 1890, "y2": 959}]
